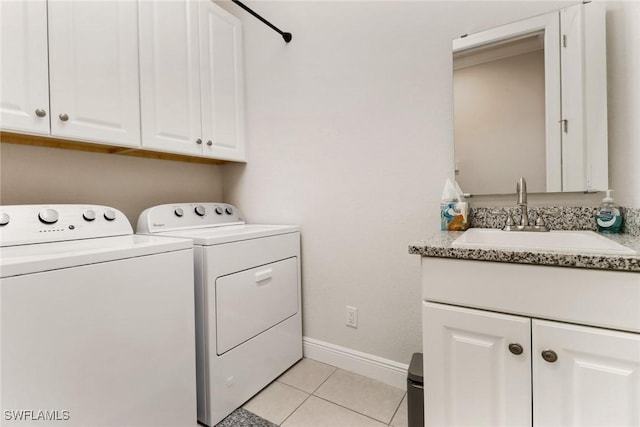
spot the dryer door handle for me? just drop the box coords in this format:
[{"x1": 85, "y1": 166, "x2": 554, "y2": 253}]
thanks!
[{"x1": 255, "y1": 269, "x2": 273, "y2": 284}]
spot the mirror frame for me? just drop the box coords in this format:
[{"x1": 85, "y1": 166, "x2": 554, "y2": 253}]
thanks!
[{"x1": 453, "y1": 2, "x2": 608, "y2": 194}]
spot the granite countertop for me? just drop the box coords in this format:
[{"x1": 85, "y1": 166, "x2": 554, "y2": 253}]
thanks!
[{"x1": 409, "y1": 231, "x2": 640, "y2": 272}]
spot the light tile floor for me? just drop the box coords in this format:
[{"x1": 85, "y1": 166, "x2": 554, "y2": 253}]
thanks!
[{"x1": 244, "y1": 358, "x2": 408, "y2": 427}]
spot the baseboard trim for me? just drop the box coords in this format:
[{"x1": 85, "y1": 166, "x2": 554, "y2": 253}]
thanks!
[{"x1": 302, "y1": 336, "x2": 409, "y2": 390}]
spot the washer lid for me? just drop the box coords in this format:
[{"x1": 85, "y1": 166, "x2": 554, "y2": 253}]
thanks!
[
  {"x1": 0, "y1": 234, "x2": 192, "y2": 278},
  {"x1": 150, "y1": 224, "x2": 300, "y2": 245}
]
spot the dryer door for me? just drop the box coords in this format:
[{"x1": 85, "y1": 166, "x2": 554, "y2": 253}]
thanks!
[{"x1": 215, "y1": 256, "x2": 298, "y2": 355}]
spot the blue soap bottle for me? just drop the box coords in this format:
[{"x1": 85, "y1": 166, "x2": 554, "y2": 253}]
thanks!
[{"x1": 595, "y1": 189, "x2": 622, "y2": 234}]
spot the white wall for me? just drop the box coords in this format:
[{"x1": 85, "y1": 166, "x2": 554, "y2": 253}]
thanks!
[
  {"x1": 0, "y1": 143, "x2": 224, "y2": 225},
  {"x1": 607, "y1": 1, "x2": 640, "y2": 207},
  {"x1": 219, "y1": 0, "x2": 583, "y2": 363}
]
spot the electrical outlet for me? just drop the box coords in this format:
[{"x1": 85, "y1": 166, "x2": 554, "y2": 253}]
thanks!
[{"x1": 346, "y1": 306, "x2": 358, "y2": 328}]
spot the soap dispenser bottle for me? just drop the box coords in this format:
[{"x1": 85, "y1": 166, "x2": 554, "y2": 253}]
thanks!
[{"x1": 595, "y1": 189, "x2": 622, "y2": 234}]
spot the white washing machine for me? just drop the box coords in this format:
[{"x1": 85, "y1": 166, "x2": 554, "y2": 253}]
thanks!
[
  {"x1": 137, "y1": 203, "x2": 302, "y2": 426},
  {"x1": 0, "y1": 204, "x2": 197, "y2": 427}
]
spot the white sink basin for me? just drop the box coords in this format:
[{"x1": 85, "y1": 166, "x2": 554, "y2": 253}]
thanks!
[{"x1": 452, "y1": 228, "x2": 636, "y2": 255}]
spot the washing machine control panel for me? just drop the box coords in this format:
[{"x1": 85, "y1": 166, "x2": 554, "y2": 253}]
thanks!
[
  {"x1": 0, "y1": 205, "x2": 133, "y2": 247},
  {"x1": 137, "y1": 203, "x2": 244, "y2": 233}
]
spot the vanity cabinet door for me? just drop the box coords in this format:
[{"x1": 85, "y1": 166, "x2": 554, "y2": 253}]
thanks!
[
  {"x1": 423, "y1": 302, "x2": 532, "y2": 427},
  {"x1": 533, "y1": 320, "x2": 640, "y2": 427},
  {"x1": 0, "y1": 0, "x2": 50, "y2": 135},
  {"x1": 199, "y1": 0, "x2": 246, "y2": 161},
  {"x1": 139, "y1": 0, "x2": 203, "y2": 156},
  {"x1": 47, "y1": 0, "x2": 140, "y2": 147}
]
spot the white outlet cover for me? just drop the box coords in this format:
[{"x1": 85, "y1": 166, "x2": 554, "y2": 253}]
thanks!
[{"x1": 346, "y1": 306, "x2": 358, "y2": 328}]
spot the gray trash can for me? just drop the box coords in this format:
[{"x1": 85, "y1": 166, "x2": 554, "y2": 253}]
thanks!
[{"x1": 407, "y1": 352, "x2": 424, "y2": 427}]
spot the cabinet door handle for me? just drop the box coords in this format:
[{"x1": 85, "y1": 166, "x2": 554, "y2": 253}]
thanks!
[
  {"x1": 541, "y1": 349, "x2": 558, "y2": 363},
  {"x1": 508, "y1": 343, "x2": 524, "y2": 355},
  {"x1": 59, "y1": 113, "x2": 69, "y2": 121},
  {"x1": 196, "y1": 138, "x2": 203, "y2": 145},
  {"x1": 35, "y1": 109, "x2": 47, "y2": 118},
  {"x1": 207, "y1": 140, "x2": 213, "y2": 146}
]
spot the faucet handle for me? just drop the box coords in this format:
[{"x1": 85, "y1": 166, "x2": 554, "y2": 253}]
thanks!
[
  {"x1": 535, "y1": 214, "x2": 546, "y2": 228},
  {"x1": 503, "y1": 211, "x2": 516, "y2": 231},
  {"x1": 533, "y1": 209, "x2": 556, "y2": 231}
]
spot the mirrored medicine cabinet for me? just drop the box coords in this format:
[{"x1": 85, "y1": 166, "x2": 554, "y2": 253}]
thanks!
[{"x1": 453, "y1": 2, "x2": 608, "y2": 195}]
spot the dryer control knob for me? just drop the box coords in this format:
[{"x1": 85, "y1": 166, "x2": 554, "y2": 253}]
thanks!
[
  {"x1": 175, "y1": 208, "x2": 184, "y2": 217},
  {"x1": 103, "y1": 209, "x2": 117, "y2": 221},
  {"x1": 39, "y1": 208, "x2": 59, "y2": 224},
  {"x1": 215, "y1": 207, "x2": 224, "y2": 215},
  {"x1": 83, "y1": 209, "x2": 96, "y2": 221},
  {"x1": 225, "y1": 207, "x2": 233, "y2": 215},
  {"x1": 0, "y1": 213, "x2": 9, "y2": 226},
  {"x1": 194, "y1": 205, "x2": 206, "y2": 216}
]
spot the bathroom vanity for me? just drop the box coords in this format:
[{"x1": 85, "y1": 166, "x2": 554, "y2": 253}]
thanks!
[{"x1": 410, "y1": 231, "x2": 640, "y2": 426}]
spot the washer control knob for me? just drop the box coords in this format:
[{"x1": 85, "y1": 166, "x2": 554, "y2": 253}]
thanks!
[
  {"x1": 215, "y1": 207, "x2": 224, "y2": 215},
  {"x1": 194, "y1": 205, "x2": 206, "y2": 216},
  {"x1": 225, "y1": 207, "x2": 233, "y2": 215},
  {"x1": 174, "y1": 208, "x2": 184, "y2": 217},
  {"x1": 103, "y1": 209, "x2": 117, "y2": 221},
  {"x1": 0, "y1": 213, "x2": 10, "y2": 226},
  {"x1": 38, "y1": 208, "x2": 59, "y2": 224},
  {"x1": 83, "y1": 209, "x2": 96, "y2": 221}
]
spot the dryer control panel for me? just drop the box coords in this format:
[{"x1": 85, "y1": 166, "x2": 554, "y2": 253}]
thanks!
[
  {"x1": 137, "y1": 203, "x2": 245, "y2": 234},
  {"x1": 0, "y1": 205, "x2": 133, "y2": 247}
]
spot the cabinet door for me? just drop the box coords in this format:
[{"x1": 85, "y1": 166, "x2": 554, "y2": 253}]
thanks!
[
  {"x1": 199, "y1": 0, "x2": 246, "y2": 161},
  {"x1": 423, "y1": 302, "x2": 532, "y2": 426},
  {"x1": 0, "y1": 0, "x2": 50, "y2": 135},
  {"x1": 139, "y1": 0, "x2": 203, "y2": 156},
  {"x1": 48, "y1": 1, "x2": 140, "y2": 147},
  {"x1": 533, "y1": 320, "x2": 640, "y2": 426}
]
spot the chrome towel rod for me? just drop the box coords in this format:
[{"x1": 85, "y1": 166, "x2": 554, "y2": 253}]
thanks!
[{"x1": 231, "y1": 0, "x2": 292, "y2": 43}]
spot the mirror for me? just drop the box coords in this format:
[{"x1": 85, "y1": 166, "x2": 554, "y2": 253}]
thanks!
[{"x1": 453, "y1": 2, "x2": 608, "y2": 195}]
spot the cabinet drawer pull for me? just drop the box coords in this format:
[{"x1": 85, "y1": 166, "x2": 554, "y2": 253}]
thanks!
[
  {"x1": 508, "y1": 343, "x2": 524, "y2": 355},
  {"x1": 35, "y1": 109, "x2": 47, "y2": 118},
  {"x1": 59, "y1": 113, "x2": 69, "y2": 121},
  {"x1": 196, "y1": 138, "x2": 203, "y2": 144},
  {"x1": 541, "y1": 349, "x2": 558, "y2": 363},
  {"x1": 207, "y1": 140, "x2": 213, "y2": 146},
  {"x1": 255, "y1": 269, "x2": 273, "y2": 284}
]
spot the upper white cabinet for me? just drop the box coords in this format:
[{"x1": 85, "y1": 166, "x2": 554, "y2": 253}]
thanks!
[
  {"x1": 2, "y1": 0, "x2": 244, "y2": 162},
  {"x1": 139, "y1": 0, "x2": 246, "y2": 161},
  {"x1": 138, "y1": 0, "x2": 202, "y2": 156},
  {"x1": 48, "y1": 1, "x2": 141, "y2": 147},
  {"x1": 199, "y1": 0, "x2": 245, "y2": 161},
  {"x1": 0, "y1": 0, "x2": 50, "y2": 135},
  {"x1": 1, "y1": 0, "x2": 140, "y2": 147}
]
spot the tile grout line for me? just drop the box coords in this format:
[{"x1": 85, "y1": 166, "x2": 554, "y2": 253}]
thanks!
[
  {"x1": 312, "y1": 394, "x2": 394, "y2": 426},
  {"x1": 276, "y1": 364, "x2": 339, "y2": 426},
  {"x1": 310, "y1": 366, "x2": 339, "y2": 394},
  {"x1": 312, "y1": 367, "x2": 404, "y2": 425},
  {"x1": 386, "y1": 391, "x2": 407, "y2": 426},
  {"x1": 277, "y1": 391, "x2": 312, "y2": 426}
]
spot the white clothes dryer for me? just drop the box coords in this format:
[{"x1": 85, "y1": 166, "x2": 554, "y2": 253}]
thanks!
[
  {"x1": 137, "y1": 203, "x2": 302, "y2": 427},
  {"x1": 0, "y1": 205, "x2": 197, "y2": 427}
]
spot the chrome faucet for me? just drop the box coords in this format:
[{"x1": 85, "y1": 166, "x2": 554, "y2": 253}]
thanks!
[
  {"x1": 516, "y1": 177, "x2": 529, "y2": 227},
  {"x1": 502, "y1": 177, "x2": 549, "y2": 232}
]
